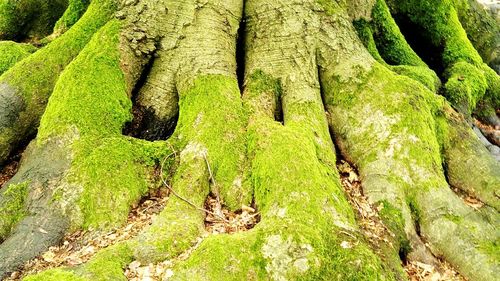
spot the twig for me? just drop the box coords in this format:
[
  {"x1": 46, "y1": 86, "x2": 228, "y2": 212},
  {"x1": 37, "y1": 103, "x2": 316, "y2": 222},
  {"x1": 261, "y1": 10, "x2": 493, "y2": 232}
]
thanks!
[
  {"x1": 203, "y1": 154, "x2": 224, "y2": 217},
  {"x1": 159, "y1": 151, "x2": 229, "y2": 223}
]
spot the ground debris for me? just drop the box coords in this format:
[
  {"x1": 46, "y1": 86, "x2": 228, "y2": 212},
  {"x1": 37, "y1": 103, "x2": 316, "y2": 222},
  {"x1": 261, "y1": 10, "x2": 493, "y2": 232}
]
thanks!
[
  {"x1": 204, "y1": 194, "x2": 260, "y2": 234},
  {"x1": 405, "y1": 260, "x2": 466, "y2": 281},
  {"x1": 0, "y1": 149, "x2": 22, "y2": 189},
  {"x1": 337, "y1": 160, "x2": 393, "y2": 247},
  {"x1": 475, "y1": 118, "x2": 500, "y2": 146},
  {"x1": 125, "y1": 260, "x2": 174, "y2": 281},
  {"x1": 3, "y1": 188, "x2": 169, "y2": 281},
  {"x1": 451, "y1": 186, "x2": 484, "y2": 210}
]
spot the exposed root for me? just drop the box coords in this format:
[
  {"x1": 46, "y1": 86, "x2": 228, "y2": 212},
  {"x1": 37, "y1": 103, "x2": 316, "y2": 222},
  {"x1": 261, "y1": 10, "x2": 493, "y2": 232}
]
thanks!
[
  {"x1": 337, "y1": 159, "x2": 466, "y2": 281},
  {"x1": 2, "y1": 188, "x2": 170, "y2": 281}
]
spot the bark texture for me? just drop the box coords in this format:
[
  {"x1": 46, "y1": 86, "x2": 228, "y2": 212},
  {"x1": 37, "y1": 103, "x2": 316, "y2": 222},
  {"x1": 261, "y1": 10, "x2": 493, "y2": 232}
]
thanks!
[{"x1": 0, "y1": 0, "x2": 498, "y2": 280}]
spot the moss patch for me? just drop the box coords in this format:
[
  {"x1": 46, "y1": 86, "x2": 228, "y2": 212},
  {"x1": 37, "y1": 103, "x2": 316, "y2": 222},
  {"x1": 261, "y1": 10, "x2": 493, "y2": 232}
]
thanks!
[
  {"x1": 0, "y1": 41, "x2": 37, "y2": 75},
  {"x1": 175, "y1": 75, "x2": 249, "y2": 210},
  {"x1": 54, "y1": 0, "x2": 91, "y2": 35},
  {"x1": 0, "y1": 181, "x2": 29, "y2": 240}
]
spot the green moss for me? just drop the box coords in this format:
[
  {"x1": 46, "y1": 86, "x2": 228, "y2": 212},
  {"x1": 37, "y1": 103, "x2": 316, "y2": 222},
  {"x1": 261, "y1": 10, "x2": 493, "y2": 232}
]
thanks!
[
  {"x1": 37, "y1": 18, "x2": 130, "y2": 140},
  {"x1": 174, "y1": 75, "x2": 249, "y2": 210},
  {"x1": 478, "y1": 240, "x2": 500, "y2": 264},
  {"x1": 353, "y1": 20, "x2": 387, "y2": 65},
  {"x1": 455, "y1": 0, "x2": 499, "y2": 65},
  {"x1": 326, "y1": 63, "x2": 443, "y2": 180},
  {"x1": 174, "y1": 220, "x2": 391, "y2": 280},
  {"x1": 480, "y1": 64, "x2": 500, "y2": 109},
  {"x1": 443, "y1": 214, "x2": 463, "y2": 224},
  {"x1": 24, "y1": 269, "x2": 88, "y2": 281},
  {"x1": 444, "y1": 61, "x2": 488, "y2": 114},
  {"x1": 0, "y1": 41, "x2": 37, "y2": 75},
  {"x1": 391, "y1": 65, "x2": 440, "y2": 93},
  {"x1": 371, "y1": 0, "x2": 426, "y2": 67},
  {"x1": 0, "y1": 0, "x2": 118, "y2": 164},
  {"x1": 54, "y1": 0, "x2": 91, "y2": 35},
  {"x1": 353, "y1": 1, "x2": 440, "y2": 93},
  {"x1": 168, "y1": 71, "x2": 393, "y2": 280},
  {"x1": 0, "y1": 182, "x2": 29, "y2": 240},
  {"x1": 80, "y1": 243, "x2": 133, "y2": 280},
  {"x1": 316, "y1": 0, "x2": 341, "y2": 16},
  {"x1": 388, "y1": 0, "x2": 498, "y2": 113},
  {"x1": 25, "y1": 243, "x2": 133, "y2": 281},
  {"x1": 134, "y1": 142, "x2": 208, "y2": 263},
  {"x1": 377, "y1": 200, "x2": 410, "y2": 254},
  {"x1": 35, "y1": 20, "x2": 169, "y2": 229},
  {"x1": 244, "y1": 70, "x2": 282, "y2": 120},
  {"x1": 72, "y1": 138, "x2": 163, "y2": 228}
]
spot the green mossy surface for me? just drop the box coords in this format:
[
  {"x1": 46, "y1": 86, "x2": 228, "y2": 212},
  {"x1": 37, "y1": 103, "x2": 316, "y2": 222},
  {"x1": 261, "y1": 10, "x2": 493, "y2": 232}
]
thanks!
[
  {"x1": 0, "y1": 0, "x2": 118, "y2": 164},
  {"x1": 0, "y1": 182, "x2": 28, "y2": 241},
  {"x1": 435, "y1": 104, "x2": 500, "y2": 209},
  {"x1": 80, "y1": 243, "x2": 133, "y2": 280},
  {"x1": 54, "y1": 0, "x2": 91, "y2": 34},
  {"x1": 174, "y1": 75, "x2": 249, "y2": 210},
  {"x1": 37, "y1": 19, "x2": 168, "y2": 229},
  {"x1": 391, "y1": 65, "x2": 440, "y2": 93},
  {"x1": 171, "y1": 108, "x2": 392, "y2": 279},
  {"x1": 444, "y1": 61, "x2": 488, "y2": 113},
  {"x1": 0, "y1": 41, "x2": 37, "y2": 75},
  {"x1": 377, "y1": 200, "x2": 410, "y2": 255},
  {"x1": 354, "y1": 0, "x2": 440, "y2": 93},
  {"x1": 25, "y1": 243, "x2": 133, "y2": 281},
  {"x1": 24, "y1": 269, "x2": 88, "y2": 281},
  {"x1": 371, "y1": 0, "x2": 425, "y2": 67},
  {"x1": 325, "y1": 63, "x2": 444, "y2": 181},
  {"x1": 455, "y1": 0, "x2": 500, "y2": 65},
  {"x1": 388, "y1": 0, "x2": 498, "y2": 114},
  {"x1": 133, "y1": 142, "x2": 208, "y2": 263}
]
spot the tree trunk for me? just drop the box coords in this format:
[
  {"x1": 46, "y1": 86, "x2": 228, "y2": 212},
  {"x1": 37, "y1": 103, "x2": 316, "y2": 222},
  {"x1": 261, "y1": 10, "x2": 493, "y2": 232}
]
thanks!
[{"x1": 0, "y1": 0, "x2": 498, "y2": 280}]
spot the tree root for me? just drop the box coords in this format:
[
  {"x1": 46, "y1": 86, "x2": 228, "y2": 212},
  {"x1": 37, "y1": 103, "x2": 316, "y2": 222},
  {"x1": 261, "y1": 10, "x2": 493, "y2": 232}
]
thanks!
[
  {"x1": 1, "y1": 1, "x2": 498, "y2": 280},
  {"x1": 0, "y1": 0, "x2": 119, "y2": 166}
]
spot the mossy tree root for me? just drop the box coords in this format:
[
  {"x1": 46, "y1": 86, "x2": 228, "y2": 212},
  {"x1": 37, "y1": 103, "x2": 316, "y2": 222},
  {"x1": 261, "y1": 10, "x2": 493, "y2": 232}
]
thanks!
[
  {"x1": 387, "y1": 0, "x2": 500, "y2": 122},
  {"x1": 0, "y1": 0, "x2": 118, "y2": 166},
  {"x1": 320, "y1": 7, "x2": 499, "y2": 279},
  {"x1": 0, "y1": 19, "x2": 171, "y2": 278},
  {"x1": 353, "y1": 0, "x2": 441, "y2": 93},
  {"x1": 0, "y1": 42, "x2": 37, "y2": 76},
  {"x1": 2, "y1": 0, "x2": 499, "y2": 280},
  {"x1": 53, "y1": 0, "x2": 91, "y2": 36}
]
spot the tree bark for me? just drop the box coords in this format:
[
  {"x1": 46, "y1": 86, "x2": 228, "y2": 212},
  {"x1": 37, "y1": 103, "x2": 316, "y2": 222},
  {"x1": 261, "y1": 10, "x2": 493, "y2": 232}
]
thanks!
[{"x1": 0, "y1": 0, "x2": 498, "y2": 280}]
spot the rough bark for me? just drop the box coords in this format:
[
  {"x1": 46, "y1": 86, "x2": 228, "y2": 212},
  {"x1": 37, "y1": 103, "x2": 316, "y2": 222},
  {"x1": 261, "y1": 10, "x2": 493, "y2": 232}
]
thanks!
[{"x1": 0, "y1": 0, "x2": 498, "y2": 280}]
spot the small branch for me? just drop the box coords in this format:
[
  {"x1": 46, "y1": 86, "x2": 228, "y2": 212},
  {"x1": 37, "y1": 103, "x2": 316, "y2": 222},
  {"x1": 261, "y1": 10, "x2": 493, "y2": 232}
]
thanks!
[
  {"x1": 159, "y1": 152, "x2": 230, "y2": 224},
  {"x1": 203, "y1": 155, "x2": 224, "y2": 218}
]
